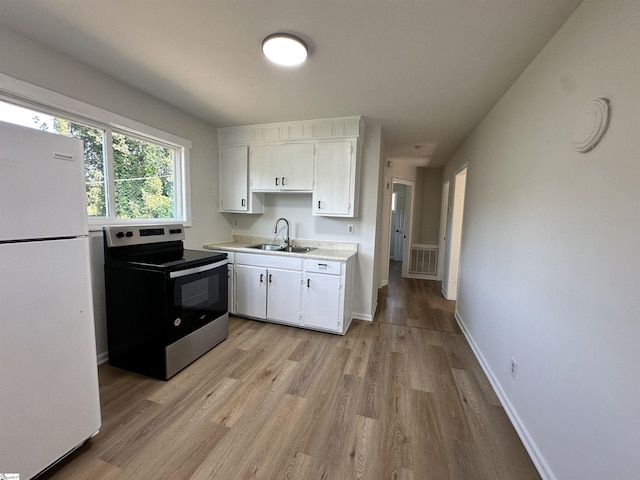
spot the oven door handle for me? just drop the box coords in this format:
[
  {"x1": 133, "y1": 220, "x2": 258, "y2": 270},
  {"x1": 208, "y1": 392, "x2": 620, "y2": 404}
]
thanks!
[{"x1": 169, "y1": 259, "x2": 228, "y2": 279}]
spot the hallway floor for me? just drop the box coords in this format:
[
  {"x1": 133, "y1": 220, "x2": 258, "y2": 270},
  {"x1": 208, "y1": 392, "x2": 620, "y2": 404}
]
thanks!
[{"x1": 41, "y1": 261, "x2": 540, "y2": 479}]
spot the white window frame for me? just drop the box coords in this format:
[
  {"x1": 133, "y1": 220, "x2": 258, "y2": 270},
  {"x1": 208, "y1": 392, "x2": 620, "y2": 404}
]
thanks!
[{"x1": 0, "y1": 72, "x2": 192, "y2": 229}]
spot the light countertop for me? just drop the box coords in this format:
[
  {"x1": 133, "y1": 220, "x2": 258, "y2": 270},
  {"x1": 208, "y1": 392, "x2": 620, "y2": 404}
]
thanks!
[{"x1": 203, "y1": 235, "x2": 358, "y2": 262}]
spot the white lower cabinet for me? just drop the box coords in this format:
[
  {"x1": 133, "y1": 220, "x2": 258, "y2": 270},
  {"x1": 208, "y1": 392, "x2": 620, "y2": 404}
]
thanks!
[
  {"x1": 235, "y1": 264, "x2": 268, "y2": 319},
  {"x1": 266, "y1": 268, "x2": 302, "y2": 325},
  {"x1": 234, "y1": 253, "x2": 302, "y2": 325},
  {"x1": 301, "y1": 259, "x2": 348, "y2": 333},
  {"x1": 232, "y1": 252, "x2": 353, "y2": 334},
  {"x1": 302, "y1": 272, "x2": 342, "y2": 331}
]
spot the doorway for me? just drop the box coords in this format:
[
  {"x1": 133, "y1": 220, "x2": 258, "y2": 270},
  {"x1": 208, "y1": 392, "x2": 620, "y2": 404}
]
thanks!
[
  {"x1": 388, "y1": 179, "x2": 414, "y2": 278},
  {"x1": 442, "y1": 165, "x2": 468, "y2": 300},
  {"x1": 390, "y1": 183, "x2": 407, "y2": 261}
]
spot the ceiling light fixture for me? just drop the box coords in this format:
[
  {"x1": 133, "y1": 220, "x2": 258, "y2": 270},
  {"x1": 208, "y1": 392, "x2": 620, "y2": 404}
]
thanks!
[{"x1": 262, "y1": 33, "x2": 308, "y2": 66}]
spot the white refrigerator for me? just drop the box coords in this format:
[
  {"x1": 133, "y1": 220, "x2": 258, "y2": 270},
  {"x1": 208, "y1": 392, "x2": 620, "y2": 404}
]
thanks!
[{"x1": 0, "y1": 121, "x2": 101, "y2": 479}]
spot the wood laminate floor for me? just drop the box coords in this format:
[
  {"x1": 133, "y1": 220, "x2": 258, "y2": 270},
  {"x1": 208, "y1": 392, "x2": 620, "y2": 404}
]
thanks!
[{"x1": 41, "y1": 261, "x2": 540, "y2": 480}]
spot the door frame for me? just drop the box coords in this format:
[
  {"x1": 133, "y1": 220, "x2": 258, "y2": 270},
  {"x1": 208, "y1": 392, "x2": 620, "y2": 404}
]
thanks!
[
  {"x1": 390, "y1": 183, "x2": 408, "y2": 261},
  {"x1": 442, "y1": 164, "x2": 468, "y2": 300},
  {"x1": 438, "y1": 179, "x2": 450, "y2": 280},
  {"x1": 387, "y1": 177, "x2": 415, "y2": 279}
]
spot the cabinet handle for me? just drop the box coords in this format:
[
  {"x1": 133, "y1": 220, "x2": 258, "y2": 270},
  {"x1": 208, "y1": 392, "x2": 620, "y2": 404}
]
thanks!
[
  {"x1": 281, "y1": 177, "x2": 286, "y2": 186},
  {"x1": 318, "y1": 263, "x2": 328, "y2": 267},
  {"x1": 317, "y1": 200, "x2": 321, "y2": 209},
  {"x1": 260, "y1": 273, "x2": 264, "y2": 283},
  {"x1": 269, "y1": 274, "x2": 272, "y2": 283},
  {"x1": 275, "y1": 177, "x2": 279, "y2": 186},
  {"x1": 241, "y1": 198, "x2": 246, "y2": 207},
  {"x1": 307, "y1": 279, "x2": 310, "y2": 288}
]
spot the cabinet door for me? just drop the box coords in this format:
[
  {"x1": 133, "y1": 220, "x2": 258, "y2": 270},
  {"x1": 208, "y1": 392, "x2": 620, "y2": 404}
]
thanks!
[
  {"x1": 250, "y1": 143, "x2": 314, "y2": 191},
  {"x1": 266, "y1": 268, "x2": 302, "y2": 324},
  {"x1": 279, "y1": 143, "x2": 314, "y2": 191},
  {"x1": 234, "y1": 265, "x2": 267, "y2": 319},
  {"x1": 220, "y1": 145, "x2": 249, "y2": 212},
  {"x1": 313, "y1": 140, "x2": 355, "y2": 216},
  {"x1": 250, "y1": 144, "x2": 280, "y2": 191},
  {"x1": 301, "y1": 273, "x2": 343, "y2": 331}
]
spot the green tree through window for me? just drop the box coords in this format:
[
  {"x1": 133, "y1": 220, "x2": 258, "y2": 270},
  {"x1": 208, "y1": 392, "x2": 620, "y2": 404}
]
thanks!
[
  {"x1": 112, "y1": 132, "x2": 174, "y2": 219},
  {"x1": 53, "y1": 118, "x2": 106, "y2": 216},
  {"x1": 0, "y1": 100, "x2": 178, "y2": 219}
]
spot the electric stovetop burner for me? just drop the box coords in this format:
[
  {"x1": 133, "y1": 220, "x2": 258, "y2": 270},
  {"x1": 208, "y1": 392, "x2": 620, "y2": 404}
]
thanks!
[{"x1": 121, "y1": 249, "x2": 226, "y2": 271}]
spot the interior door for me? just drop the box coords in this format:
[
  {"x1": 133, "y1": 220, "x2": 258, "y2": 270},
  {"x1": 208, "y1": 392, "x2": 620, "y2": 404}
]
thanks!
[{"x1": 391, "y1": 185, "x2": 406, "y2": 261}]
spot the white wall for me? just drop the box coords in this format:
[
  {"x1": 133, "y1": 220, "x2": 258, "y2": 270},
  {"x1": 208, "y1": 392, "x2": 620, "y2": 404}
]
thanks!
[
  {"x1": 415, "y1": 167, "x2": 443, "y2": 244},
  {"x1": 443, "y1": 1, "x2": 640, "y2": 478},
  {"x1": 0, "y1": 26, "x2": 231, "y2": 359},
  {"x1": 229, "y1": 123, "x2": 383, "y2": 319}
]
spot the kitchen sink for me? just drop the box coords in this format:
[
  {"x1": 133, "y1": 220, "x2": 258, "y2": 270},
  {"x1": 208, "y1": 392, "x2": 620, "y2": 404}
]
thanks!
[
  {"x1": 247, "y1": 244, "x2": 316, "y2": 253},
  {"x1": 248, "y1": 243, "x2": 284, "y2": 251},
  {"x1": 283, "y1": 246, "x2": 316, "y2": 253}
]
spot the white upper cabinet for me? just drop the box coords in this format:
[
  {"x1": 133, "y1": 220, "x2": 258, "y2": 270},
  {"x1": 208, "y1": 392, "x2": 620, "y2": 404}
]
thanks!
[
  {"x1": 312, "y1": 139, "x2": 358, "y2": 217},
  {"x1": 219, "y1": 145, "x2": 264, "y2": 213},
  {"x1": 250, "y1": 143, "x2": 314, "y2": 192},
  {"x1": 218, "y1": 116, "x2": 363, "y2": 216}
]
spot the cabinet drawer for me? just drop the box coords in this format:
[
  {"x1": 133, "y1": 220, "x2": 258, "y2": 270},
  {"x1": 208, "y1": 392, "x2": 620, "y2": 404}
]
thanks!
[
  {"x1": 236, "y1": 252, "x2": 302, "y2": 270},
  {"x1": 303, "y1": 259, "x2": 342, "y2": 275}
]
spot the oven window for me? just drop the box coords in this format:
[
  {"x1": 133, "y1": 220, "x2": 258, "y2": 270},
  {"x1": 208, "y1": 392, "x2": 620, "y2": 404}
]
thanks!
[{"x1": 179, "y1": 276, "x2": 219, "y2": 309}]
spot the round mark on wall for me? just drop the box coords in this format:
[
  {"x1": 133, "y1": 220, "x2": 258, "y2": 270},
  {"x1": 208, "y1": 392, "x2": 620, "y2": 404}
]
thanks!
[{"x1": 573, "y1": 98, "x2": 611, "y2": 153}]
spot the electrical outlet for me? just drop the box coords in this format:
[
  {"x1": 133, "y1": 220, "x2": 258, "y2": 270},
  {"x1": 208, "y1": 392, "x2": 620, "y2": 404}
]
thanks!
[
  {"x1": 347, "y1": 224, "x2": 354, "y2": 234},
  {"x1": 510, "y1": 356, "x2": 518, "y2": 379},
  {"x1": 233, "y1": 219, "x2": 239, "y2": 227}
]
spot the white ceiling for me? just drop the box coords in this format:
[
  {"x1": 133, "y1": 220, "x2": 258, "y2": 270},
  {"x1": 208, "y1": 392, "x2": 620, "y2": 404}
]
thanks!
[{"x1": 0, "y1": 0, "x2": 582, "y2": 167}]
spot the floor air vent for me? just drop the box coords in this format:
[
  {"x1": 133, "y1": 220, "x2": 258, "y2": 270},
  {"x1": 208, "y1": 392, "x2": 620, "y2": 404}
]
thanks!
[{"x1": 409, "y1": 244, "x2": 438, "y2": 275}]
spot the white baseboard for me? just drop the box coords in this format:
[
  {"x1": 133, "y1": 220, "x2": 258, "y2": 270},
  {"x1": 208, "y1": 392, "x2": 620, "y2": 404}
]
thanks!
[
  {"x1": 441, "y1": 286, "x2": 456, "y2": 300},
  {"x1": 97, "y1": 351, "x2": 109, "y2": 365},
  {"x1": 352, "y1": 312, "x2": 374, "y2": 322},
  {"x1": 454, "y1": 310, "x2": 556, "y2": 480}
]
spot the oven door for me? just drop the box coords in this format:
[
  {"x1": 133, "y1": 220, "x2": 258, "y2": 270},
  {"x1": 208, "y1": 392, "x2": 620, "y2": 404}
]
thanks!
[{"x1": 166, "y1": 259, "x2": 228, "y2": 344}]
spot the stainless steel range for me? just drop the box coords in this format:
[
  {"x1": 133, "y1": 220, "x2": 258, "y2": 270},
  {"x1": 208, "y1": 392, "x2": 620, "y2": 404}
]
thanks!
[{"x1": 103, "y1": 224, "x2": 228, "y2": 379}]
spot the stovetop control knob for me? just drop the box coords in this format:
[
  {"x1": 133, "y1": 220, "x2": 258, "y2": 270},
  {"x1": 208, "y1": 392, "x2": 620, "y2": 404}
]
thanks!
[
  {"x1": 115, "y1": 232, "x2": 124, "y2": 238},
  {"x1": 125, "y1": 231, "x2": 134, "y2": 237}
]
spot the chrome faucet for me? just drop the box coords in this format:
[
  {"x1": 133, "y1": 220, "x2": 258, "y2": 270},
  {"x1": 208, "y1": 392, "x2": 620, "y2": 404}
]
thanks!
[{"x1": 273, "y1": 217, "x2": 290, "y2": 246}]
